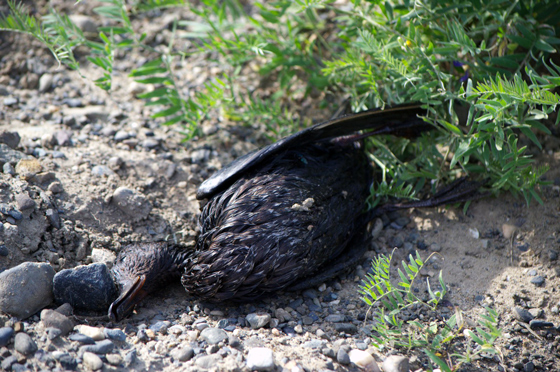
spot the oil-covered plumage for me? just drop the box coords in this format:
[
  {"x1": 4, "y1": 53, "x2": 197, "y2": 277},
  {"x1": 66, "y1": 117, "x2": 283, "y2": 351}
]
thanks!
[{"x1": 109, "y1": 104, "x2": 483, "y2": 321}]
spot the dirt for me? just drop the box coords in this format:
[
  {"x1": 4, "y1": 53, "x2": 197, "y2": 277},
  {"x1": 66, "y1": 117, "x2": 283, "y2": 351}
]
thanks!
[{"x1": 1, "y1": 2, "x2": 560, "y2": 372}]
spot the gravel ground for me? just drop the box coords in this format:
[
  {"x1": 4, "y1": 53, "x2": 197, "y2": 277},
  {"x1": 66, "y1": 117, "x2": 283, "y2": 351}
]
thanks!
[{"x1": 1, "y1": 2, "x2": 560, "y2": 372}]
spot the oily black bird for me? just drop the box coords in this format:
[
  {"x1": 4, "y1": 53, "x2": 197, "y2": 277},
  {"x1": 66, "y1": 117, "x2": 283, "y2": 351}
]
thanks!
[{"x1": 109, "y1": 104, "x2": 483, "y2": 321}]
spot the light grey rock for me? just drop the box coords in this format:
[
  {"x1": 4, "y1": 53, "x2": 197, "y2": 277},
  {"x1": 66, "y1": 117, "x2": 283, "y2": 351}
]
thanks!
[
  {"x1": 170, "y1": 346, "x2": 194, "y2": 361},
  {"x1": 69, "y1": 15, "x2": 97, "y2": 33},
  {"x1": 14, "y1": 332, "x2": 37, "y2": 355},
  {"x1": 112, "y1": 187, "x2": 152, "y2": 220},
  {"x1": 303, "y1": 339, "x2": 324, "y2": 349},
  {"x1": 246, "y1": 347, "x2": 275, "y2": 371},
  {"x1": 200, "y1": 327, "x2": 228, "y2": 344},
  {"x1": 325, "y1": 314, "x2": 345, "y2": 323},
  {"x1": 41, "y1": 309, "x2": 74, "y2": 336},
  {"x1": 195, "y1": 354, "x2": 222, "y2": 369},
  {"x1": 337, "y1": 349, "x2": 350, "y2": 365},
  {"x1": 80, "y1": 339, "x2": 114, "y2": 354},
  {"x1": 91, "y1": 165, "x2": 116, "y2": 177},
  {"x1": 82, "y1": 351, "x2": 104, "y2": 370},
  {"x1": 0, "y1": 262, "x2": 55, "y2": 319},
  {"x1": 246, "y1": 313, "x2": 271, "y2": 329},
  {"x1": 15, "y1": 193, "x2": 35, "y2": 211},
  {"x1": 382, "y1": 355, "x2": 409, "y2": 372}
]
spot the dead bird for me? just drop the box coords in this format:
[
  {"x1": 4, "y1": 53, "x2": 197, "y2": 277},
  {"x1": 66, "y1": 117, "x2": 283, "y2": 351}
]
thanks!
[{"x1": 109, "y1": 104, "x2": 484, "y2": 321}]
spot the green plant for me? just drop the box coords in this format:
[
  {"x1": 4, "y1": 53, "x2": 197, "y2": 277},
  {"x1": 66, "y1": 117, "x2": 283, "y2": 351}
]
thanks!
[
  {"x1": 1, "y1": 0, "x2": 559, "y2": 204},
  {"x1": 360, "y1": 251, "x2": 503, "y2": 371}
]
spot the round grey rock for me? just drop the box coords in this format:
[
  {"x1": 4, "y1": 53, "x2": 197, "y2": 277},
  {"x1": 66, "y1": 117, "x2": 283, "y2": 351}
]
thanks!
[
  {"x1": 53, "y1": 263, "x2": 117, "y2": 312},
  {"x1": 15, "y1": 193, "x2": 35, "y2": 211},
  {"x1": 200, "y1": 327, "x2": 228, "y2": 344},
  {"x1": 246, "y1": 313, "x2": 271, "y2": 329},
  {"x1": 112, "y1": 187, "x2": 152, "y2": 220},
  {"x1": 383, "y1": 355, "x2": 409, "y2": 372},
  {"x1": 41, "y1": 309, "x2": 74, "y2": 336},
  {"x1": 246, "y1": 347, "x2": 275, "y2": 371},
  {"x1": 14, "y1": 332, "x2": 37, "y2": 355},
  {"x1": 530, "y1": 276, "x2": 545, "y2": 286},
  {"x1": 170, "y1": 346, "x2": 194, "y2": 362},
  {"x1": 0, "y1": 262, "x2": 55, "y2": 319},
  {"x1": 337, "y1": 348, "x2": 350, "y2": 365},
  {"x1": 104, "y1": 328, "x2": 126, "y2": 341},
  {"x1": 38, "y1": 73, "x2": 53, "y2": 93}
]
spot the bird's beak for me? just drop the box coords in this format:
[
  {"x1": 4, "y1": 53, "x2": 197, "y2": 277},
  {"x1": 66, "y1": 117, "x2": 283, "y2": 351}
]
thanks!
[{"x1": 108, "y1": 275, "x2": 148, "y2": 322}]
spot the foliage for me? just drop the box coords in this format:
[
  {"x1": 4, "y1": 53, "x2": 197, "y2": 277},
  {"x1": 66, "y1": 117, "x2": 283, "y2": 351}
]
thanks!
[
  {"x1": 361, "y1": 251, "x2": 503, "y2": 370},
  {"x1": 1, "y1": 0, "x2": 560, "y2": 202}
]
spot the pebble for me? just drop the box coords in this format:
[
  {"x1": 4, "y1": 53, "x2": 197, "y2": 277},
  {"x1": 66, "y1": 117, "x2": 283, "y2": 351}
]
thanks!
[
  {"x1": 104, "y1": 328, "x2": 126, "y2": 341},
  {"x1": 14, "y1": 332, "x2": 38, "y2": 355},
  {"x1": 53, "y1": 263, "x2": 118, "y2": 312},
  {"x1": 191, "y1": 148, "x2": 211, "y2": 164},
  {"x1": 142, "y1": 138, "x2": 159, "y2": 149},
  {"x1": 246, "y1": 347, "x2": 275, "y2": 371},
  {"x1": 0, "y1": 130, "x2": 21, "y2": 149},
  {"x1": 1, "y1": 356, "x2": 17, "y2": 370},
  {"x1": 512, "y1": 307, "x2": 534, "y2": 323},
  {"x1": 530, "y1": 276, "x2": 545, "y2": 286},
  {"x1": 38, "y1": 73, "x2": 53, "y2": 92},
  {"x1": 80, "y1": 339, "x2": 114, "y2": 354},
  {"x1": 195, "y1": 354, "x2": 222, "y2": 369},
  {"x1": 69, "y1": 14, "x2": 97, "y2": 33},
  {"x1": 325, "y1": 314, "x2": 345, "y2": 323},
  {"x1": 112, "y1": 187, "x2": 152, "y2": 220},
  {"x1": 40, "y1": 309, "x2": 74, "y2": 336},
  {"x1": 0, "y1": 327, "x2": 14, "y2": 346},
  {"x1": 337, "y1": 348, "x2": 350, "y2": 365},
  {"x1": 200, "y1": 327, "x2": 228, "y2": 344},
  {"x1": 303, "y1": 340, "x2": 324, "y2": 349},
  {"x1": 349, "y1": 349, "x2": 379, "y2": 372},
  {"x1": 0, "y1": 262, "x2": 55, "y2": 319},
  {"x1": 382, "y1": 355, "x2": 409, "y2": 372},
  {"x1": 57, "y1": 353, "x2": 78, "y2": 370},
  {"x1": 0, "y1": 245, "x2": 8, "y2": 256},
  {"x1": 54, "y1": 130, "x2": 73, "y2": 146},
  {"x1": 46, "y1": 327, "x2": 63, "y2": 340},
  {"x1": 3, "y1": 97, "x2": 17, "y2": 106},
  {"x1": 91, "y1": 165, "x2": 116, "y2": 177},
  {"x1": 74, "y1": 325, "x2": 105, "y2": 341},
  {"x1": 246, "y1": 313, "x2": 271, "y2": 329},
  {"x1": 3, "y1": 162, "x2": 15, "y2": 175},
  {"x1": 150, "y1": 321, "x2": 169, "y2": 334},
  {"x1": 68, "y1": 333, "x2": 95, "y2": 344},
  {"x1": 170, "y1": 346, "x2": 194, "y2": 361},
  {"x1": 15, "y1": 193, "x2": 35, "y2": 211},
  {"x1": 334, "y1": 323, "x2": 357, "y2": 334},
  {"x1": 529, "y1": 320, "x2": 554, "y2": 329},
  {"x1": 106, "y1": 353, "x2": 123, "y2": 366},
  {"x1": 83, "y1": 351, "x2": 103, "y2": 370}
]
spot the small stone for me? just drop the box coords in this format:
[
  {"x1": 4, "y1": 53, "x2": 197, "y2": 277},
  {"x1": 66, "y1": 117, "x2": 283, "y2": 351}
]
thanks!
[
  {"x1": 430, "y1": 243, "x2": 441, "y2": 252},
  {"x1": 512, "y1": 307, "x2": 534, "y2": 323},
  {"x1": 200, "y1": 327, "x2": 228, "y2": 344},
  {"x1": 0, "y1": 262, "x2": 55, "y2": 319},
  {"x1": 502, "y1": 224, "x2": 516, "y2": 239},
  {"x1": 68, "y1": 333, "x2": 95, "y2": 344},
  {"x1": 38, "y1": 73, "x2": 53, "y2": 93},
  {"x1": 528, "y1": 308, "x2": 543, "y2": 319},
  {"x1": 142, "y1": 138, "x2": 159, "y2": 149},
  {"x1": 246, "y1": 313, "x2": 271, "y2": 329},
  {"x1": 48, "y1": 181, "x2": 64, "y2": 194},
  {"x1": 105, "y1": 353, "x2": 123, "y2": 366},
  {"x1": 322, "y1": 347, "x2": 336, "y2": 358},
  {"x1": 54, "y1": 130, "x2": 73, "y2": 146},
  {"x1": 0, "y1": 245, "x2": 8, "y2": 257},
  {"x1": 529, "y1": 320, "x2": 554, "y2": 329},
  {"x1": 74, "y1": 325, "x2": 105, "y2": 341},
  {"x1": 46, "y1": 327, "x2": 62, "y2": 340},
  {"x1": 69, "y1": 15, "x2": 97, "y2": 33},
  {"x1": 112, "y1": 187, "x2": 152, "y2": 221},
  {"x1": 3, "y1": 97, "x2": 17, "y2": 106},
  {"x1": 80, "y1": 339, "x2": 114, "y2": 354},
  {"x1": 334, "y1": 323, "x2": 358, "y2": 334},
  {"x1": 371, "y1": 218, "x2": 383, "y2": 239},
  {"x1": 548, "y1": 250, "x2": 558, "y2": 261},
  {"x1": 246, "y1": 347, "x2": 275, "y2": 371},
  {"x1": 82, "y1": 351, "x2": 103, "y2": 370},
  {"x1": 337, "y1": 349, "x2": 350, "y2": 365},
  {"x1": 14, "y1": 332, "x2": 37, "y2": 355},
  {"x1": 3, "y1": 162, "x2": 15, "y2": 175},
  {"x1": 15, "y1": 158, "x2": 42, "y2": 179},
  {"x1": 303, "y1": 340, "x2": 324, "y2": 349},
  {"x1": 195, "y1": 354, "x2": 222, "y2": 369},
  {"x1": 191, "y1": 148, "x2": 211, "y2": 164},
  {"x1": 382, "y1": 355, "x2": 409, "y2": 372},
  {"x1": 53, "y1": 263, "x2": 118, "y2": 312},
  {"x1": 104, "y1": 328, "x2": 126, "y2": 341},
  {"x1": 114, "y1": 130, "x2": 131, "y2": 142},
  {"x1": 0, "y1": 131, "x2": 20, "y2": 149},
  {"x1": 349, "y1": 349, "x2": 379, "y2": 371},
  {"x1": 325, "y1": 314, "x2": 345, "y2": 323},
  {"x1": 15, "y1": 193, "x2": 35, "y2": 211},
  {"x1": 41, "y1": 309, "x2": 74, "y2": 336},
  {"x1": 58, "y1": 354, "x2": 78, "y2": 370},
  {"x1": 91, "y1": 165, "x2": 116, "y2": 177},
  {"x1": 170, "y1": 346, "x2": 194, "y2": 362},
  {"x1": 0, "y1": 327, "x2": 14, "y2": 347},
  {"x1": 530, "y1": 276, "x2": 545, "y2": 286}
]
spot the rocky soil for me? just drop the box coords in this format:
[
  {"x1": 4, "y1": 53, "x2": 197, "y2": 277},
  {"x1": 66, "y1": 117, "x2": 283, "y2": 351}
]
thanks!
[{"x1": 1, "y1": 2, "x2": 560, "y2": 372}]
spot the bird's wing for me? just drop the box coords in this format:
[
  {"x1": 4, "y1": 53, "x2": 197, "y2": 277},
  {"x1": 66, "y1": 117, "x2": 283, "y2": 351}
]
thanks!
[{"x1": 196, "y1": 103, "x2": 428, "y2": 200}]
